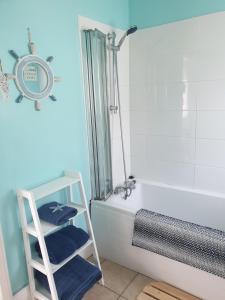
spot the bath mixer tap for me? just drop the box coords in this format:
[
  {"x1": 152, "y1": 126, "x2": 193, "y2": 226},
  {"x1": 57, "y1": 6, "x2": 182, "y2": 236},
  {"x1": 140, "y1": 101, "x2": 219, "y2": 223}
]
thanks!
[{"x1": 114, "y1": 177, "x2": 136, "y2": 200}]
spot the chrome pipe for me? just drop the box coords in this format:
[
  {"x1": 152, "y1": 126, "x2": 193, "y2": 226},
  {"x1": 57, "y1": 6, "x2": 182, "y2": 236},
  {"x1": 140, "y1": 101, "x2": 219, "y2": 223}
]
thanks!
[{"x1": 108, "y1": 32, "x2": 118, "y2": 113}]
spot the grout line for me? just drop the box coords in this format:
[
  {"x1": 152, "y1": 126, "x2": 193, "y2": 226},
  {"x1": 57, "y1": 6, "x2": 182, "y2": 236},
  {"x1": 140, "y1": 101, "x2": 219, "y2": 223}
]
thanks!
[
  {"x1": 193, "y1": 101, "x2": 198, "y2": 189},
  {"x1": 118, "y1": 272, "x2": 139, "y2": 298},
  {"x1": 103, "y1": 285, "x2": 121, "y2": 297},
  {"x1": 97, "y1": 259, "x2": 124, "y2": 296},
  {"x1": 117, "y1": 296, "x2": 127, "y2": 300},
  {"x1": 97, "y1": 280, "x2": 121, "y2": 297}
]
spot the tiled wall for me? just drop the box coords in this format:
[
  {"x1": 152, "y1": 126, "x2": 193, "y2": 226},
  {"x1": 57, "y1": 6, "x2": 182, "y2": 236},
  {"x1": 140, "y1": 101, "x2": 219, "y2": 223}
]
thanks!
[{"x1": 130, "y1": 12, "x2": 225, "y2": 194}]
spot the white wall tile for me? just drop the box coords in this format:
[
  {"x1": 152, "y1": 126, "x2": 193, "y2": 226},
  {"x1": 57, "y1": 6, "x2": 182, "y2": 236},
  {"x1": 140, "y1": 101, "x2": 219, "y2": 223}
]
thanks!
[
  {"x1": 147, "y1": 159, "x2": 195, "y2": 188},
  {"x1": 166, "y1": 82, "x2": 196, "y2": 111},
  {"x1": 151, "y1": 51, "x2": 194, "y2": 83},
  {"x1": 185, "y1": 49, "x2": 225, "y2": 82},
  {"x1": 130, "y1": 44, "x2": 148, "y2": 85},
  {"x1": 196, "y1": 80, "x2": 225, "y2": 110},
  {"x1": 196, "y1": 139, "x2": 225, "y2": 168},
  {"x1": 110, "y1": 112, "x2": 121, "y2": 140},
  {"x1": 150, "y1": 82, "x2": 196, "y2": 111},
  {"x1": 147, "y1": 136, "x2": 195, "y2": 164},
  {"x1": 117, "y1": 36, "x2": 129, "y2": 85},
  {"x1": 146, "y1": 37, "x2": 225, "y2": 84},
  {"x1": 111, "y1": 137, "x2": 126, "y2": 187},
  {"x1": 149, "y1": 18, "x2": 200, "y2": 54},
  {"x1": 111, "y1": 109, "x2": 130, "y2": 186},
  {"x1": 130, "y1": 84, "x2": 149, "y2": 111},
  {"x1": 195, "y1": 165, "x2": 225, "y2": 193},
  {"x1": 130, "y1": 134, "x2": 147, "y2": 158},
  {"x1": 197, "y1": 111, "x2": 225, "y2": 139},
  {"x1": 130, "y1": 110, "x2": 149, "y2": 134},
  {"x1": 131, "y1": 155, "x2": 149, "y2": 179},
  {"x1": 198, "y1": 12, "x2": 225, "y2": 50},
  {"x1": 148, "y1": 111, "x2": 196, "y2": 138}
]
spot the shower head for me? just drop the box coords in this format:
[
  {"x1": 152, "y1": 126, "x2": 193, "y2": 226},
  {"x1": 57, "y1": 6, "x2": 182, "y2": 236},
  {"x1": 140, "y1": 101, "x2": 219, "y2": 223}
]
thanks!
[
  {"x1": 127, "y1": 26, "x2": 138, "y2": 36},
  {"x1": 117, "y1": 25, "x2": 138, "y2": 50}
]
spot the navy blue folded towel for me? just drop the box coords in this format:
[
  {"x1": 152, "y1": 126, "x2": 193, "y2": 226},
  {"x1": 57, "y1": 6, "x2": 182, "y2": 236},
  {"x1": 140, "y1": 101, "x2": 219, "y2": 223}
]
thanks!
[
  {"x1": 38, "y1": 202, "x2": 78, "y2": 225},
  {"x1": 35, "y1": 255, "x2": 102, "y2": 300},
  {"x1": 35, "y1": 225, "x2": 89, "y2": 264},
  {"x1": 58, "y1": 225, "x2": 90, "y2": 249}
]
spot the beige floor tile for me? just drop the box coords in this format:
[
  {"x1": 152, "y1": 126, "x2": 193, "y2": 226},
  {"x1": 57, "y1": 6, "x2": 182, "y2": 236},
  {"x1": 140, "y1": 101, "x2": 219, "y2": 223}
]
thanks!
[
  {"x1": 87, "y1": 255, "x2": 105, "y2": 264},
  {"x1": 122, "y1": 274, "x2": 153, "y2": 300},
  {"x1": 83, "y1": 284, "x2": 118, "y2": 300},
  {"x1": 102, "y1": 260, "x2": 137, "y2": 294}
]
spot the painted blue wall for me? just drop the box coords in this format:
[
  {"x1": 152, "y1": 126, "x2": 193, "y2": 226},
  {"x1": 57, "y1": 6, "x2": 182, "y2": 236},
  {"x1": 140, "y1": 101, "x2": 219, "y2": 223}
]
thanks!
[
  {"x1": 130, "y1": 0, "x2": 225, "y2": 28},
  {"x1": 0, "y1": 0, "x2": 128, "y2": 294},
  {"x1": 2, "y1": 0, "x2": 225, "y2": 294}
]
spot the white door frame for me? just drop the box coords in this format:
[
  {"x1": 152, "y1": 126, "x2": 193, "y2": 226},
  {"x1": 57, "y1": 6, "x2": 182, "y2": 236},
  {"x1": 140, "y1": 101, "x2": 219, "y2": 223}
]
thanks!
[{"x1": 0, "y1": 227, "x2": 12, "y2": 300}]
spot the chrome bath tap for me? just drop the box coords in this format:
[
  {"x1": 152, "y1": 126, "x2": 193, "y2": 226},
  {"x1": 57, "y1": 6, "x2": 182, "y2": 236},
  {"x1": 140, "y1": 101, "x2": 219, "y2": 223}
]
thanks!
[{"x1": 114, "y1": 177, "x2": 136, "y2": 200}]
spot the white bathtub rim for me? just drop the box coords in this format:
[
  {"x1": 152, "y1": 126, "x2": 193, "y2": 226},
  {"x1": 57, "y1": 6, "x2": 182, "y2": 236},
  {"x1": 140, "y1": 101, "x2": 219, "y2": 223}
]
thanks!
[
  {"x1": 136, "y1": 178, "x2": 225, "y2": 200},
  {"x1": 93, "y1": 178, "x2": 225, "y2": 216}
]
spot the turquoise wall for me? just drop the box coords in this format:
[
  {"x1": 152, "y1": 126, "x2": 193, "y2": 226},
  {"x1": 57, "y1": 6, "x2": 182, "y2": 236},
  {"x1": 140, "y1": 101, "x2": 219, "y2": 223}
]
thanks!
[
  {"x1": 2, "y1": 0, "x2": 225, "y2": 295},
  {"x1": 0, "y1": 0, "x2": 128, "y2": 294},
  {"x1": 130, "y1": 0, "x2": 225, "y2": 28}
]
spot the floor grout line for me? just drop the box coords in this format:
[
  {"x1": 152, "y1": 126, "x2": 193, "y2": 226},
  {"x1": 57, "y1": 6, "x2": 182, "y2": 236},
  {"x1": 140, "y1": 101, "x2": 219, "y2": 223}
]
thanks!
[
  {"x1": 99, "y1": 272, "x2": 137, "y2": 298},
  {"x1": 97, "y1": 259, "x2": 147, "y2": 300},
  {"x1": 101, "y1": 258, "x2": 139, "y2": 296},
  {"x1": 118, "y1": 272, "x2": 139, "y2": 299},
  {"x1": 103, "y1": 285, "x2": 121, "y2": 297}
]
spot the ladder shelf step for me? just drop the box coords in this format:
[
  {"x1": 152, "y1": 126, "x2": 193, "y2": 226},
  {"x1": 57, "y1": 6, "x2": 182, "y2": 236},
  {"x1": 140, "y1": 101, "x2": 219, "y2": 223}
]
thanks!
[
  {"x1": 26, "y1": 202, "x2": 86, "y2": 237},
  {"x1": 30, "y1": 176, "x2": 80, "y2": 200},
  {"x1": 30, "y1": 259, "x2": 47, "y2": 275},
  {"x1": 32, "y1": 239, "x2": 93, "y2": 274}
]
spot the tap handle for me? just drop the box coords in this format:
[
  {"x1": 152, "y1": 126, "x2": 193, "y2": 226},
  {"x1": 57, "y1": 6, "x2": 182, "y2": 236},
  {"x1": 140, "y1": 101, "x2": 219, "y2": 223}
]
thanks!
[{"x1": 128, "y1": 175, "x2": 136, "y2": 184}]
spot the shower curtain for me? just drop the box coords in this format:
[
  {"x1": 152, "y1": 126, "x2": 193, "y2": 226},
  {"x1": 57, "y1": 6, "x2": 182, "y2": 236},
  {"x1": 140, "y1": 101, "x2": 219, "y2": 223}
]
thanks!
[{"x1": 82, "y1": 29, "x2": 113, "y2": 201}]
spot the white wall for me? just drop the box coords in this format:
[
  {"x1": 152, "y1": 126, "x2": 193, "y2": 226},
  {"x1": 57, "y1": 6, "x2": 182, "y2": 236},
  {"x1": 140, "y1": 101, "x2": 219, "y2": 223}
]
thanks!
[
  {"x1": 130, "y1": 11, "x2": 225, "y2": 193},
  {"x1": 79, "y1": 16, "x2": 130, "y2": 189},
  {"x1": 0, "y1": 228, "x2": 12, "y2": 300}
]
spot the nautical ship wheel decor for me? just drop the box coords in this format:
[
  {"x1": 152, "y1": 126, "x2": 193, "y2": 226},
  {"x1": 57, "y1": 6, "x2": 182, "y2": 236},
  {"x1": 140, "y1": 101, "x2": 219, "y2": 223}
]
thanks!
[{"x1": 8, "y1": 28, "x2": 61, "y2": 111}]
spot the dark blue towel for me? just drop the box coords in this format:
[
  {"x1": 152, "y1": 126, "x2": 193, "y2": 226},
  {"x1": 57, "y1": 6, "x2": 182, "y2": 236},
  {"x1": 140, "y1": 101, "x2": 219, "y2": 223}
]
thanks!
[
  {"x1": 35, "y1": 226, "x2": 90, "y2": 264},
  {"x1": 58, "y1": 225, "x2": 89, "y2": 249},
  {"x1": 35, "y1": 230, "x2": 75, "y2": 264},
  {"x1": 35, "y1": 255, "x2": 102, "y2": 300},
  {"x1": 38, "y1": 202, "x2": 78, "y2": 225}
]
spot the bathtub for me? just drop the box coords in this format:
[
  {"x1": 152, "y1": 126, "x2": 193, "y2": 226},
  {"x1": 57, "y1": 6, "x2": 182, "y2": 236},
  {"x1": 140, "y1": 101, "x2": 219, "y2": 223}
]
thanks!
[{"x1": 92, "y1": 181, "x2": 225, "y2": 300}]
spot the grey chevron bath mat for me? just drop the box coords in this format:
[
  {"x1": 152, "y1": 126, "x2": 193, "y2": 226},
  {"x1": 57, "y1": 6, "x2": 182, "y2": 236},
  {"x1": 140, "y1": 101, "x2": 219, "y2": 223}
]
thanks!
[{"x1": 132, "y1": 209, "x2": 225, "y2": 278}]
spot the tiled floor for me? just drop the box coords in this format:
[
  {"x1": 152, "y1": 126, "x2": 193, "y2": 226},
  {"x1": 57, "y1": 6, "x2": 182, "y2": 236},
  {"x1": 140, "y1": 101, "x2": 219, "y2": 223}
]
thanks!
[{"x1": 84, "y1": 258, "x2": 153, "y2": 300}]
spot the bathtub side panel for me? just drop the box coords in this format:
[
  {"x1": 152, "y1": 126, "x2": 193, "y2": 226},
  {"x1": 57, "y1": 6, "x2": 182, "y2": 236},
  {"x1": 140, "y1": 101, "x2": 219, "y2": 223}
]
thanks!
[{"x1": 92, "y1": 203, "x2": 225, "y2": 300}]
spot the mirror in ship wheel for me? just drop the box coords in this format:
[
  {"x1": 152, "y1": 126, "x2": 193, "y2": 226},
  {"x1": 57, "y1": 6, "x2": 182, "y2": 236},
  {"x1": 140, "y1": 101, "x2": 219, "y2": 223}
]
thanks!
[{"x1": 8, "y1": 28, "x2": 61, "y2": 111}]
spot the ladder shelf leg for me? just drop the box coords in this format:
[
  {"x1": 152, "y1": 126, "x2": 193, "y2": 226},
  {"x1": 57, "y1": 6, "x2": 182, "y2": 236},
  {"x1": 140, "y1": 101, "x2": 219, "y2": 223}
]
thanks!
[
  {"x1": 28, "y1": 195, "x2": 59, "y2": 300},
  {"x1": 77, "y1": 174, "x2": 104, "y2": 285},
  {"x1": 17, "y1": 193, "x2": 36, "y2": 300}
]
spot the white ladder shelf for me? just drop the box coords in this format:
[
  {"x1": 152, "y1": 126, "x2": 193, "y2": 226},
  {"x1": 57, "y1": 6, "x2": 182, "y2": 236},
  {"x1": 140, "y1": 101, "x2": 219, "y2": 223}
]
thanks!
[{"x1": 17, "y1": 171, "x2": 104, "y2": 300}]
